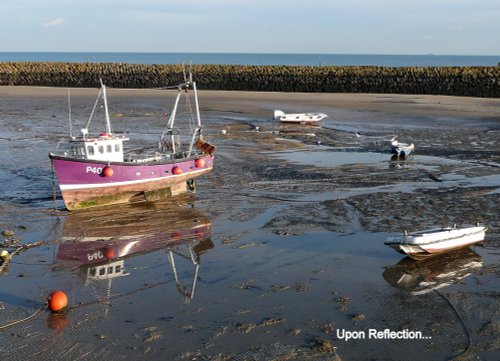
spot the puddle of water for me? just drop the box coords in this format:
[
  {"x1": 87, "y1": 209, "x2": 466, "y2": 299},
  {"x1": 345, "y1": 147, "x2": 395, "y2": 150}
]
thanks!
[
  {"x1": 270, "y1": 147, "x2": 468, "y2": 170},
  {"x1": 271, "y1": 148, "x2": 390, "y2": 167}
]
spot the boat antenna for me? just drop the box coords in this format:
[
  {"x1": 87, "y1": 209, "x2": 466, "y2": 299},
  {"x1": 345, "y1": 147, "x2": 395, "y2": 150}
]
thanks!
[{"x1": 67, "y1": 89, "x2": 73, "y2": 138}]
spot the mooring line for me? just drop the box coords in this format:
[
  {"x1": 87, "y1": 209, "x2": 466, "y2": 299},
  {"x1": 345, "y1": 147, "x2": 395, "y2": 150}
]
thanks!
[
  {"x1": 0, "y1": 306, "x2": 47, "y2": 330},
  {"x1": 432, "y1": 288, "x2": 472, "y2": 360}
]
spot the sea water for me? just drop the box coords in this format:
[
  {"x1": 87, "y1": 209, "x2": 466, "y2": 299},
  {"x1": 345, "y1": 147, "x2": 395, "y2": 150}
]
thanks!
[{"x1": 0, "y1": 52, "x2": 498, "y2": 66}]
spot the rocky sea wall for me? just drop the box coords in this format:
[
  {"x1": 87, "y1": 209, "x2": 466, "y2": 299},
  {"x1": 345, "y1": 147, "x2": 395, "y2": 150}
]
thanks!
[{"x1": 0, "y1": 62, "x2": 498, "y2": 97}]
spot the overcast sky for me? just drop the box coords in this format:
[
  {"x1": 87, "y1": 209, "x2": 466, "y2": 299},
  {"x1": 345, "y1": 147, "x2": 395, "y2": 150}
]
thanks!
[{"x1": 1, "y1": 0, "x2": 499, "y2": 55}]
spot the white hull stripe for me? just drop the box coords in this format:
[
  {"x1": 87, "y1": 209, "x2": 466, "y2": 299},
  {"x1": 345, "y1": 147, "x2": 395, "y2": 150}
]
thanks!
[{"x1": 59, "y1": 168, "x2": 211, "y2": 191}]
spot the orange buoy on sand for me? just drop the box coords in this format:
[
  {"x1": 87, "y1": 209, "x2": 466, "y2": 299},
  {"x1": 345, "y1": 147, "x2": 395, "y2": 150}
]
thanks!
[
  {"x1": 48, "y1": 290, "x2": 68, "y2": 312},
  {"x1": 103, "y1": 166, "x2": 114, "y2": 177}
]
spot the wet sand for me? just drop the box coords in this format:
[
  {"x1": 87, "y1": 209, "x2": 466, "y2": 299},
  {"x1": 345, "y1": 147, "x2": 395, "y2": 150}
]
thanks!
[{"x1": 0, "y1": 87, "x2": 499, "y2": 360}]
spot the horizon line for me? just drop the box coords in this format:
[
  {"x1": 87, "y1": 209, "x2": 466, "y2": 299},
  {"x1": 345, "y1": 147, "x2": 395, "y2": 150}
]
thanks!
[{"x1": 1, "y1": 51, "x2": 499, "y2": 57}]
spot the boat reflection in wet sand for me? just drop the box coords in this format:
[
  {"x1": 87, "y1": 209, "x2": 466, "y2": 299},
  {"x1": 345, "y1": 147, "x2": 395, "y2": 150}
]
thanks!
[
  {"x1": 383, "y1": 248, "x2": 482, "y2": 295},
  {"x1": 56, "y1": 198, "x2": 212, "y2": 302}
]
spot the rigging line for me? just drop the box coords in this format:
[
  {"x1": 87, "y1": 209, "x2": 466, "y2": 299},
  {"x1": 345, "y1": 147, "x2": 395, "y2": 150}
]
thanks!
[
  {"x1": 86, "y1": 88, "x2": 103, "y2": 130},
  {"x1": 0, "y1": 306, "x2": 47, "y2": 330},
  {"x1": 67, "y1": 279, "x2": 172, "y2": 310}
]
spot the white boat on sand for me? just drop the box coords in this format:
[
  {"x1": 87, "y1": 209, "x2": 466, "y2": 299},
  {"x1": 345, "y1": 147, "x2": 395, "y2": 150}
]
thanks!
[
  {"x1": 273, "y1": 110, "x2": 327, "y2": 125},
  {"x1": 385, "y1": 224, "x2": 487, "y2": 259}
]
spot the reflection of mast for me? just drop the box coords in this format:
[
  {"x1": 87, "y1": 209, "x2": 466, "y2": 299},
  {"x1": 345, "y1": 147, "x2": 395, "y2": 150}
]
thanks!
[
  {"x1": 84, "y1": 260, "x2": 130, "y2": 317},
  {"x1": 167, "y1": 239, "x2": 213, "y2": 304},
  {"x1": 56, "y1": 199, "x2": 213, "y2": 309}
]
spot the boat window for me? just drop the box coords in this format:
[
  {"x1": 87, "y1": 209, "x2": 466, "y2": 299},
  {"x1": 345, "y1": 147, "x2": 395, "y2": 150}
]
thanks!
[
  {"x1": 115, "y1": 144, "x2": 120, "y2": 152},
  {"x1": 107, "y1": 144, "x2": 112, "y2": 153},
  {"x1": 108, "y1": 266, "x2": 113, "y2": 274},
  {"x1": 99, "y1": 267, "x2": 106, "y2": 276},
  {"x1": 89, "y1": 268, "x2": 96, "y2": 277},
  {"x1": 98, "y1": 145, "x2": 104, "y2": 154},
  {"x1": 87, "y1": 146, "x2": 94, "y2": 155},
  {"x1": 72, "y1": 147, "x2": 85, "y2": 156}
]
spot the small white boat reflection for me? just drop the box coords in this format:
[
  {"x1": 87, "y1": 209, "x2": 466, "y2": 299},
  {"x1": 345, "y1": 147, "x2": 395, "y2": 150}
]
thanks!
[{"x1": 383, "y1": 248, "x2": 482, "y2": 295}]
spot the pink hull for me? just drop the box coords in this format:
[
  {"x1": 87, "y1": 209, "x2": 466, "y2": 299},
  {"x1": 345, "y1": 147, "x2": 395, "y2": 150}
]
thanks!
[
  {"x1": 50, "y1": 154, "x2": 214, "y2": 210},
  {"x1": 57, "y1": 223, "x2": 212, "y2": 267}
]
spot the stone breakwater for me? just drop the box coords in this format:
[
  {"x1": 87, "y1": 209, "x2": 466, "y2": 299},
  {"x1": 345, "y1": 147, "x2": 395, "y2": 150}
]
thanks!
[{"x1": 0, "y1": 62, "x2": 498, "y2": 97}]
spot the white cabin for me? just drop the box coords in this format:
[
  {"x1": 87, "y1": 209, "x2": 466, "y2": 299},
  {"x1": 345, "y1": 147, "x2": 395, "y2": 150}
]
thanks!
[{"x1": 68, "y1": 131, "x2": 129, "y2": 162}]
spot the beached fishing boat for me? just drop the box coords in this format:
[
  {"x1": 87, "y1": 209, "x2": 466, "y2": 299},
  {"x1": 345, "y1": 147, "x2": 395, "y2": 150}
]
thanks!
[
  {"x1": 390, "y1": 138, "x2": 415, "y2": 159},
  {"x1": 385, "y1": 224, "x2": 487, "y2": 258},
  {"x1": 273, "y1": 110, "x2": 327, "y2": 125},
  {"x1": 49, "y1": 73, "x2": 215, "y2": 211}
]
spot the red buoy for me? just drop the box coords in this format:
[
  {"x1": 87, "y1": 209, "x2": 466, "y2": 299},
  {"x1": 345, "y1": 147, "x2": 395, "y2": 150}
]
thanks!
[
  {"x1": 172, "y1": 166, "x2": 183, "y2": 175},
  {"x1": 103, "y1": 166, "x2": 114, "y2": 177},
  {"x1": 194, "y1": 158, "x2": 205, "y2": 168},
  {"x1": 48, "y1": 290, "x2": 68, "y2": 312}
]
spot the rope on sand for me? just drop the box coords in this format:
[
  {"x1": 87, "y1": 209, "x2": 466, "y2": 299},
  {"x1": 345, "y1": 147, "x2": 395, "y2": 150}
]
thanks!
[
  {"x1": 0, "y1": 240, "x2": 45, "y2": 273},
  {"x1": 0, "y1": 306, "x2": 47, "y2": 330},
  {"x1": 432, "y1": 289, "x2": 472, "y2": 360},
  {"x1": 249, "y1": 178, "x2": 338, "y2": 186}
]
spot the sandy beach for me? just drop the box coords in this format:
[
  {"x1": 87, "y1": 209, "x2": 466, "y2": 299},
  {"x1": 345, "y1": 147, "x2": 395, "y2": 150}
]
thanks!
[
  {"x1": 0, "y1": 86, "x2": 499, "y2": 360},
  {"x1": 3, "y1": 85, "x2": 500, "y2": 119}
]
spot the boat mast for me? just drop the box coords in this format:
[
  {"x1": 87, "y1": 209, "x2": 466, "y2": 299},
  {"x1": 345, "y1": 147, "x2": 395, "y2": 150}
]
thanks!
[
  {"x1": 165, "y1": 86, "x2": 183, "y2": 155},
  {"x1": 67, "y1": 89, "x2": 73, "y2": 138},
  {"x1": 186, "y1": 77, "x2": 203, "y2": 156},
  {"x1": 193, "y1": 81, "x2": 202, "y2": 128},
  {"x1": 160, "y1": 66, "x2": 204, "y2": 157},
  {"x1": 100, "y1": 79, "x2": 112, "y2": 134},
  {"x1": 167, "y1": 87, "x2": 181, "y2": 129}
]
